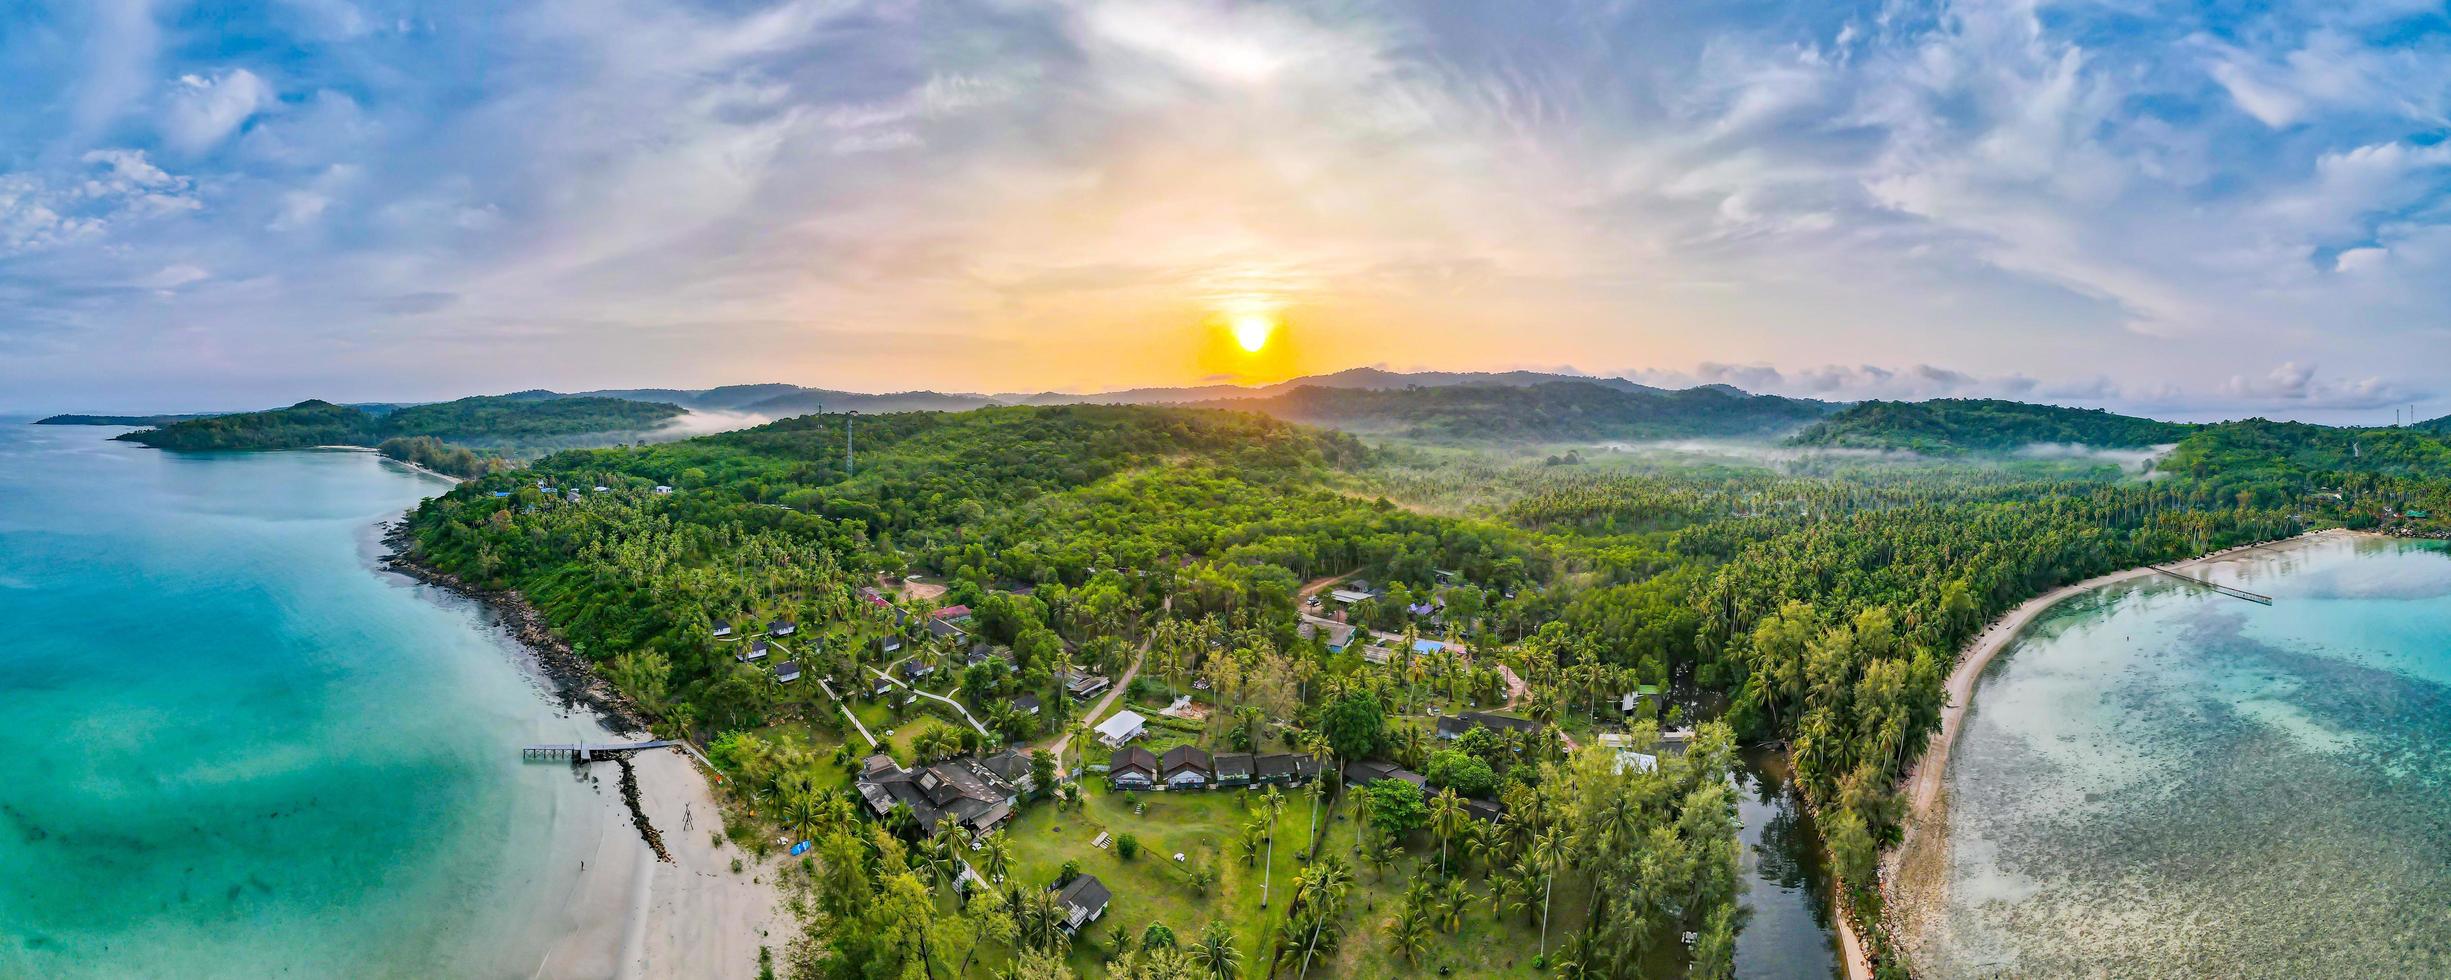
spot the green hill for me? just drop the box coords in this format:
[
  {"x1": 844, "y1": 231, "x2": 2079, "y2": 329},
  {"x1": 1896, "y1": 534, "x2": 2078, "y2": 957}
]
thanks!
[
  {"x1": 115, "y1": 395, "x2": 684, "y2": 453},
  {"x1": 1788, "y1": 398, "x2": 2194, "y2": 454},
  {"x1": 1203, "y1": 380, "x2": 1837, "y2": 443}
]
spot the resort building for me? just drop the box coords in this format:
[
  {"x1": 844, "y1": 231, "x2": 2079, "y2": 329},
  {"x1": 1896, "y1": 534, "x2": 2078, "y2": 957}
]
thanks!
[
  {"x1": 1108, "y1": 746, "x2": 1158, "y2": 789},
  {"x1": 740, "y1": 639, "x2": 769, "y2": 663},
  {"x1": 774, "y1": 661, "x2": 802, "y2": 684},
  {"x1": 1343, "y1": 759, "x2": 1428, "y2": 791},
  {"x1": 1213, "y1": 752, "x2": 1253, "y2": 787},
  {"x1": 1054, "y1": 875, "x2": 1111, "y2": 934},
  {"x1": 768, "y1": 620, "x2": 795, "y2": 637},
  {"x1": 1296, "y1": 614, "x2": 1356, "y2": 652},
  {"x1": 1436, "y1": 711, "x2": 1543, "y2": 741},
  {"x1": 1012, "y1": 693, "x2": 1041, "y2": 716},
  {"x1": 1095, "y1": 710, "x2": 1147, "y2": 747},
  {"x1": 853, "y1": 751, "x2": 1027, "y2": 837},
  {"x1": 1252, "y1": 753, "x2": 1321, "y2": 786},
  {"x1": 1061, "y1": 669, "x2": 1111, "y2": 700},
  {"x1": 1160, "y1": 746, "x2": 1214, "y2": 789},
  {"x1": 712, "y1": 621, "x2": 733, "y2": 638}
]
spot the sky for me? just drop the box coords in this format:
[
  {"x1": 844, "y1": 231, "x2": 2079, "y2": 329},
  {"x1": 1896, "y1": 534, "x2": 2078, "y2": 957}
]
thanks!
[{"x1": 2, "y1": 0, "x2": 2449, "y2": 422}]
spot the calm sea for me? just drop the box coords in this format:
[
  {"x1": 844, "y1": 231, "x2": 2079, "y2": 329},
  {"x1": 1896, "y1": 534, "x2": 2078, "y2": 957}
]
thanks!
[
  {"x1": 1916, "y1": 534, "x2": 2451, "y2": 976},
  {"x1": 0, "y1": 421, "x2": 605, "y2": 977}
]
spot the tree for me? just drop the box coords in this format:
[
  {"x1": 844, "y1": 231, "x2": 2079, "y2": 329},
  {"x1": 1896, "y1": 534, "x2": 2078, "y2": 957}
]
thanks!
[
  {"x1": 1388, "y1": 908, "x2": 1430, "y2": 965},
  {"x1": 1257, "y1": 786, "x2": 1286, "y2": 907},
  {"x1": 1140, "y1": 921, "x2": 1177, "y2": 950},
  {"x1": 1429, "y1": 788, "x2": 1465, "y2": 869},
  {"x1": 1189, "y1": 920, "x2": 1241, "y2": 978},
  {"x1": 1321, "y1": 691, "x2": 1385, "y2": 767},
  {"x1": 1422, "y1": 748, "x2": 1495, "y2": 799},
  {"x1": 1362, "y1": 779, "x2": 1426, "y2": 841},
  {"x1": 1117, "y1": 832, "x2": 1141, "y2": 860}
]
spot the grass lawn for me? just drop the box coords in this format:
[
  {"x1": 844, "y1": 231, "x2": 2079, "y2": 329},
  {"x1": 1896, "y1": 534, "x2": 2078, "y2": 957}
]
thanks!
[{"x1": 987, "y1": 779, "x2": 1559, "y2": 978}]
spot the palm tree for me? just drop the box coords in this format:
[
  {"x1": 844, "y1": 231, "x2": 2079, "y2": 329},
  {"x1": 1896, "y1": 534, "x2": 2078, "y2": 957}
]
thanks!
[
  {"x1": 980, "y1": 830, "x2": 1011, "y2": 884},
  {"x1": 1429, "y1": 788, "x2": 1464, "y2": 870},
  {"x1": 1258, "y1": 786, "x2": 1286, "y2": 908},
  {"x1": 1436, "y1": 878, "x2": 1469, "y2": 934},
  {"x1": 1530, "y1": 827, "x2": 1568, "y2": 957},
  {"x1": 1190, "y1": 920, "x2": 1241, "y2": 978},
  {"x1": 1388, "y1": 908, "x2": 1430, "y2": 965}
]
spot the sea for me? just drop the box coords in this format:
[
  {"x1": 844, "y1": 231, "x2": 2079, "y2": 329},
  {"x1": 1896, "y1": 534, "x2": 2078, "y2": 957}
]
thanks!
[
  {"x1": 1911, "y1": 533, "x2": 2451, "y2": 976},
  {"x1": 0, "y1": 420, "x2": 612, "y2": 977}
]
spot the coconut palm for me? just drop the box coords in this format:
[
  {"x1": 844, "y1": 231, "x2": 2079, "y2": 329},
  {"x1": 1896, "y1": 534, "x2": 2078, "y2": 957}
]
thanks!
[
  {"x1": 1388, "y1": 908, "x2": 1430, "y2": 965},
  {"x1": 1429, "y1": 787, "x2": 1464, "y2": 870},
  {"x1": 979, "y1": 829, "x2": 1011, "y2": 884},
  {"x1": 1189, "y1": 920, "x2": 1241, "y2": 978},
  {"x1": 1257, "y1": 786, "x2": 1286, "y2": 908}
]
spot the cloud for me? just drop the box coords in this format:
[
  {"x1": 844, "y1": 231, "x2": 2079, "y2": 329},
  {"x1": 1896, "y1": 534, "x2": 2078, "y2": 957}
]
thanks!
[
  {"x1": 2218, "y1": 362, "x2": 2421, "y2": 410},
  {"x1": 163, "y1": 69, "x2": 277, "y2": 153}
]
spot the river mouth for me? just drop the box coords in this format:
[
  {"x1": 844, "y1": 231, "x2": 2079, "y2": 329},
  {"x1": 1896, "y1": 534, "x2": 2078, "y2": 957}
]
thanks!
[{"x1": 1900, "y1": 535, "x2": 2451, "y2": 977}]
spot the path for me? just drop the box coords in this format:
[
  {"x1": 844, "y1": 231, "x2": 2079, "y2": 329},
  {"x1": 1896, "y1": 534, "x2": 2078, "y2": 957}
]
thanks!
[
  {"x1": 868, "y1": 666, "x2": 992, "y2": 740},
  {"x1": 1296, "y1": 568, "x2": 1358, "y2": 601},
  {"x1": 814, "y1": 677, "x2": 879, "y2": 748},
  {"x1": 1046, "y1": 596, "x2": 1168, "y2": 777}
]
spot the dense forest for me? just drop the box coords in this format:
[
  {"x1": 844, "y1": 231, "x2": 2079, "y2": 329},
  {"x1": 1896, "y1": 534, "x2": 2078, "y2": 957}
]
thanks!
[
  {"x1": 1790, "y1": 398, "x2": 2195, "y2": 454},
  {"x1": 1201, "y1": 381, "x2": 1837, "y2": 443},
  {"x1": 115, "y1": 394, "x2": 683, "y2": 454},
  {"x1": 392, "y1": 398, "x2": 2451, "y2": 979}
]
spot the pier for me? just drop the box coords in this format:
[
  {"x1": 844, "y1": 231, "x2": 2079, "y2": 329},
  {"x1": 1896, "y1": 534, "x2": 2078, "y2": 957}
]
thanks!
[
  {"x1": 2149, "y1": 566, "x2": 2273, "y2": 605},
  {"x1": 522, "y1": 739, "x2": 676, "y2": 762}
]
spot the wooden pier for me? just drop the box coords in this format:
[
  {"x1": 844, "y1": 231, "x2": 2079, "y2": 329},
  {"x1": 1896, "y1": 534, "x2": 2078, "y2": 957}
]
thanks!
[
  {"x1": 522, "y1": 740, "x2": 676, "y2": 762},
  {"x1": 2149, "y1": 566, "x2": 2273, "y2": 605}
]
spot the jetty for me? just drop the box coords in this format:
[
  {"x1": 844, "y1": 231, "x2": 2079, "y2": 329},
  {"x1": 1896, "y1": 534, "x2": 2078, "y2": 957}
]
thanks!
[
  {"x1": 522, "y1": 739, "x2": 676, "y2": 762},
  {"x1": 2149, "y1": 565, "x2": 2273, "y2": 605}
]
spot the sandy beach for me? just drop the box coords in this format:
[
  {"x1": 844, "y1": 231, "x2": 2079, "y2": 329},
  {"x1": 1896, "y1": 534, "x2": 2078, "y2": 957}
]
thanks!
[
  {"x1": 521, "y1": 747, "x2": 789, "y2": 980},
  {"x1": 1874, "y1": 528, "x2": 2361, "y2": 974}
]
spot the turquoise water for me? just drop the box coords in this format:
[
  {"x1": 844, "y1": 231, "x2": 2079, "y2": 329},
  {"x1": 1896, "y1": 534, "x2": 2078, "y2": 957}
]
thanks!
[
  {"x1": 1919, "y1": 535, "x2": 2451, "y2": 976},
  {"x1": 0, "y1": 422, "x2": 606, "y2": 977}
]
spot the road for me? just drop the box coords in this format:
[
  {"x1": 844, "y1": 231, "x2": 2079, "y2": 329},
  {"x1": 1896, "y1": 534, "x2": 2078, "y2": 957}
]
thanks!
[
  {"x1": 867, "y1": 666, "x2": 993, "y2": 739},
  {"x1": 1046, "y1": 596, "x2": 1168, "y2": 777}
]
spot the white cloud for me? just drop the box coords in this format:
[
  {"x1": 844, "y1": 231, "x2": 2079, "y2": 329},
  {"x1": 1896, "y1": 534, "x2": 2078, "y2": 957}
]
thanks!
[{"x1": 163, "y1": 68, "x2": 277, "y2": 153}]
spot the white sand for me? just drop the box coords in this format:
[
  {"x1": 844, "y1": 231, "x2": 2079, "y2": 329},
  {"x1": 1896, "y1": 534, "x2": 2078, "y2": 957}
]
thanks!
[{"x1": 522, "y1": 749, "x2": 789, "y2": 979}]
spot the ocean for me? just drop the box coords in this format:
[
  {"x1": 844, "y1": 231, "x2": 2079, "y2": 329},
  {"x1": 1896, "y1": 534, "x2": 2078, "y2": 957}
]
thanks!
[
  {"x1": 1911, "y1": 533, "x2": 2451, "y2": 976},
  {"x1": 0, "y1": 421, "x2": 613, "y2": 977}
]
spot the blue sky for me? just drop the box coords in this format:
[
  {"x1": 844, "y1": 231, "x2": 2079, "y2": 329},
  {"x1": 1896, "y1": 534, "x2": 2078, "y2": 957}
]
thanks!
[{"x1": 2, "y1": 0, "x2": 2448, "y2": 421}]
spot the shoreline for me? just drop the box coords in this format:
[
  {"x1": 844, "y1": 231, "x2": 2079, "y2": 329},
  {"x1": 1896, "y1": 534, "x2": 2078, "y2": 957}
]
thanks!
[
  {"x1": 375, "y1": 521, "x2": 789, "y2": 978},
  {"x1": 309, "y1": 443, "x2": 469, "y2": 484},
  {"x1": 1873, "y1": 527, "x2": 2362, "y2": 975}
]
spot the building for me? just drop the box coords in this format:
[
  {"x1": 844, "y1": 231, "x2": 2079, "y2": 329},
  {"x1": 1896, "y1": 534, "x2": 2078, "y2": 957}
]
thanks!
[
  {"x1": 774, "y1": 660, "x2": 802, "y2": 684},
  {"x1": 977, "y1": 748, "x2": 1035, "y2": 796},
  {"x1": 1054, "y1": 875, "x2": 1111, "y2": 934},
  {"x1": 1252, "y1": 753, "x2": 1320, "y2": 786},
  {"x1": 769, "y1": 620, "x2": 796, "y2": 637},
  {"x1": 653, "y1": 485, "x2": 673, "y2": 495},
  {"x1": 739, "y1": 639, "x2": 769, "y2": 663},
  {"x1": 1213, "y1": 752, "x2": 1254, "y2": 787},
  {"x1": 1108, "y1": 746, "x2": 1158, "y2": 789},
  {"x1": 1436, "y1": 711, "x2": 1543, "y2": 741},
  {"x1": 854, "y1": 752, "x2": 1024, "y2": 837},
  {"x1": 1095, "y1": 710, "x2": 1147, "y2": 747},
  {"x1": 931, "y1": 604, "x2": 972, "y2": 621},
  {"x1": 927, "y1": 617, "x2": 967, "y2": 641},
  {"x1": 1328, "y1": 588, "x2": 1378, "y2": 606},
  {"x1": 712, "y1": 621, "x2": 733, "y2": 638},
  {"x1": 1343, "y1": 759, "x2": 1427, "y2": 791},
  {"x1": 901, "y1": 660, "x2": 936, "y2": 681},
  {"x1": 1012, "y1": 693, "x2": 1041, "y2": 716},
  {"x1": 1463, "y1": 798, "x2": 1504, "y2": 823},
  {"x1": 1296, "y1": 614, "x2": 1356, "y2": 652},
  {"x1": 1160, "y1": 746, "x2": 1214, "y2": 789},
  {"x1": 1061, "y1": 669, "x2": 1110, "y2": 700}
]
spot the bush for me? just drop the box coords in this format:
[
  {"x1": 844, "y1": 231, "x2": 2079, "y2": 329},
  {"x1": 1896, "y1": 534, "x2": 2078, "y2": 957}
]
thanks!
[{"x1": 1116, "y1": 833, "x2": 1141, "y2": 860}]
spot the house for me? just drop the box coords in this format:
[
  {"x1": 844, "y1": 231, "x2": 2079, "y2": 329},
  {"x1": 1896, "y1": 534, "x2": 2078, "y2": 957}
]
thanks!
[
  {"x1": 1012, "y1": 693, "x2": 1041, "y2": 716},
  {"x1": 853, "y1": 752, "x2": 1025, "y2": 837},
  {"x1": 769, "y1": 620, "x2": 796, "y2": 637},
  {"x1": 1095, "y1": 710, "x2": 1147, "y2": 747},
  {"x1": 1253, "y1": 753, "x2": 1320, "y2": 786},
  {"x1": 1061, "y1": 669, "x2": 1110, "y2": 700},
  {"x1": 712, "y1": 621, "x2": 733, "y2": 639},
  {"x1": 565, "y1": 490, "x2": 583, "y2": 503},
  {"x1": 775, "y1": 660, "x2": 803, "y2": 684},
  {"x1": 926, "y1": 617, "x2": 967, "y2": 641},
  {"x1": 1463, "y1": 798, "x2": 1504, "y2": 823},
  {"x1": 1360, "y1": 644, "x2": 1396, "y2": 665},
  {"x1": 1436, "y1": 711, "x2": 1542, "y2": 740},
  {"x1": 593, "y1": 485, "x2": 610, "y2": 493},
  {"x1": 978, "y1": 748, "x2": 1035, "y2": 796},
  {"x1": 870, "y1": 674, "x2": 897, "y2": 697},
  {"x1": 1328, "y1": 588, "x2": 1378, "y2": 606},
  {"x1": 901, "y1": 660, "x2": 936, "y2": 681},
  {"x1": 860, "y1": 587, "x2": 890, "y2": 608},
  {"x1": 739, "y1": 639, "x2": 769, "y2": 663},
  {"x1": 966, "y1": 643, "x2": 1015, "y2": 670},
  {"x1": 1296, "y1": 615, "x2": 1356, "y2": 652},
  {"x1": 1160, "y1": 746, "x2": 1213, "y2": 789},
  {"x1": 881, "y1": 635, "x2": 902, "y2": 654},
  {"x1": 653, "y1": 485, "x2": 673, "y2": 495},
  {"x1": 1054, "y1": 875, "x2": 1111, "y2": 934},
  {"x1": 1620, "y1": 684, "x2": 1662, "y2": 715},
  {"x1": 1213, "y1": 752, "x2": 1254, "y2": 787},
  {"x1": 1108, "y1": 746, "x2": 1158, "y2": 789},
  {"x1": 1343, "y1": 760, "x2": 1427, "y2": 791},
  {"x1": 931, "y1": 604, "x2": 972, "y2": 621}
]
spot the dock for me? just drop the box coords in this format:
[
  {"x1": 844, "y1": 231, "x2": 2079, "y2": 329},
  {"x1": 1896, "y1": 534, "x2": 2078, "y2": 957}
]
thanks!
[
  {"x1": 2150, "y1": 566, "x2": 2273, "y2": 605},
  {"x1": 522, "y1": 739, "x2": 676, "y2": 762}
]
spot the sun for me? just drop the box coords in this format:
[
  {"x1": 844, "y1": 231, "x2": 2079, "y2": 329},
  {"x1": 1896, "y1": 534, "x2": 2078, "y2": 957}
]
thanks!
[{"x1": 1230, "y1": 311, "x2": 1276, "y2": 353}]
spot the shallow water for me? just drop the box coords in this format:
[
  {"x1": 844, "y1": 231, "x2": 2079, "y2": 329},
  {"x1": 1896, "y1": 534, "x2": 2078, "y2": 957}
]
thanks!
[
  {"x1": 0, "y1": 422, "x2": 611, "y2": 977},
  {"x1": 1918, "y1": 535, "x2": 2451, "y2": 977},
  {"x1": 1735, "y1": 748, "x2": 1842, "y2": 979}
]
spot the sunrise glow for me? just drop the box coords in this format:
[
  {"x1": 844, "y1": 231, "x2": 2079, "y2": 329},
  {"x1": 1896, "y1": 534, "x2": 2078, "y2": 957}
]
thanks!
[{"x1": 1230, "y1": 312, "x2": 1275, "y2": 353}]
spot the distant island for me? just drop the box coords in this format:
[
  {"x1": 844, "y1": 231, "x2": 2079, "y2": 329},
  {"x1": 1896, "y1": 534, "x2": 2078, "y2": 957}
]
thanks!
[
  {"x1": 113, "y1": 395, "x2": 686, "y2": 478},
  {"x1": 36, "y1": 412, "x2": 224, "y2": 426},
  {"x1": 1788, "y1": 397, "x2": 2196, "y2": 454}
]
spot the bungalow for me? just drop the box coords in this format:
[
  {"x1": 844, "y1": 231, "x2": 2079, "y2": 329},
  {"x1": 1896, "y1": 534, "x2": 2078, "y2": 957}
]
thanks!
[
  {"x1": 1343, "y1": 759, "x2": 1427, "y2": 791},
  {"x1": 1463, "y1": 798, "x2": 1504, "y2": 823},
  {"x1": 739, "y1": 639, "x2": 770, "y2": 663},
  {"x1": 1213, "y1": 752, "x2": 1254, "y2": 787},
  {"x1": 1054, "y1": 875, "x2": 1111, "y2": 934},
  {"x1": 1328, "y1": 588, "x2": 1378, "y2": 606},
  {"x1": 1620, "y1": 684, "x2": 1662, "y2": 715},
  {"x1": 1296, "y1": 614, "x2": 1356, "y2": 652},
  {"x1": 653, "y1": 485, "x2": 674, "y2": 495},
  {"x1": 1108, "y1": 746, "x2": 1158, "y2": 789},
  {"x1": 565, "y1": 490, "x2": 583, "y2": 503},
  {"x1": 1160, "y1": 745, "x2": 1214, "y2": 789},
  {"x1": 926, "y1": 617, "x2": 967, "y2": 641},
  {"x1": 1436, "y1": 711, "x2": 1543, "y2": 741},
  {"x1": 593, "y1": 485, "x2": 611, "y2": 493},
  {"x1": 1360, "y1": 644, "x2": 1396, "y2": 665},
  {"x1": 774, "y1": 660, "x2": 803, "y2": 684},
  {"x1": 1012, "y1": 693, "x2": 1041, "y2": 716},
  {"x1": 1252, "y1": 753, "x2": 1320, "y2": 786},
  {"x1": 880, "y1": 635, "x2": 903, "y2": 654},
  {"x1": 769, "y1": 620, "x2": 796, "y2": 637},
  {"x1": 901, "y1": 660, "x2": 936, "y2": 681},
  {"x1": 870, "y1": 674, "x2": 897, "y2": 697},
  {"x1": 978, "y1": 748, "x2": 1036, "y2": 796},
  {"x1": 930, "y1": 604, "x2": 972, "y2": 622},
  {"x1": 1094, "y1": 710, "x2": 1147, "y2": 747},
  {"x1": 712, "y1": 621, "x2": 734, "y2": 639},
  {"x1": 1061, "y1": 669, "x2": 1111, "y2": 700}
]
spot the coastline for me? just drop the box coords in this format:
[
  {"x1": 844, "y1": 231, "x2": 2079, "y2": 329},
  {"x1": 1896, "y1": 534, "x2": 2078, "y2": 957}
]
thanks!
[
  {"x1": 310, "y1": 443, "x2": 469, "y2": 484},
  {"x1": 1874, "y1": 527, "x2": 2362, "y2": 975},
  {"x1": 376, "y1": 521, "x2": 790, "y2": 978}
]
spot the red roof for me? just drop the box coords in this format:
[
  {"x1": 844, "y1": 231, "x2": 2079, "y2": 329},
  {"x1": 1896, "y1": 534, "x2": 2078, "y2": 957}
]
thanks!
[{"x1": 931, "y1": 605, "x2": 971, "y2": 620}]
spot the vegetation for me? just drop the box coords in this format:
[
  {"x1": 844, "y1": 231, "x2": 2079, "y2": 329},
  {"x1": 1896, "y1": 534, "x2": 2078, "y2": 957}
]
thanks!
[
  {"x1": 114, "y1": 394, "x2": 683, "y2": 455},
  {"x1": 1206, "y1": 381, "x2": 1837, "y2": 443},
  {"x1": 1790, "y1": 398, "x2": 2194, "y2": 454},
  {"x1": 386, "y1": 394, "x2": 2451, "y2": 978}
]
